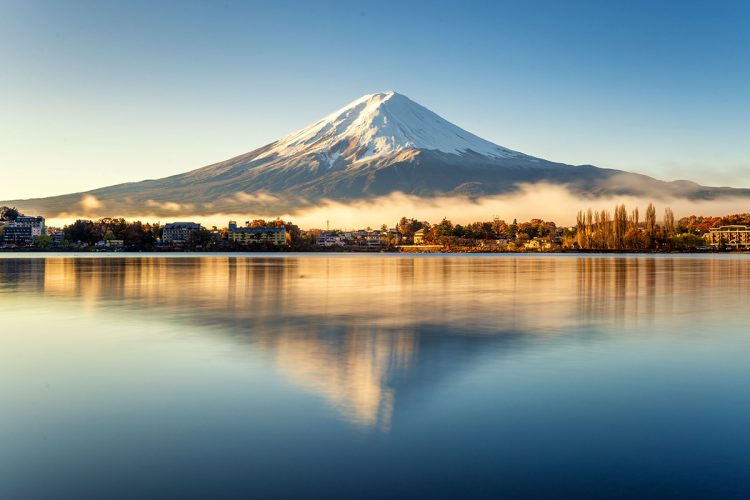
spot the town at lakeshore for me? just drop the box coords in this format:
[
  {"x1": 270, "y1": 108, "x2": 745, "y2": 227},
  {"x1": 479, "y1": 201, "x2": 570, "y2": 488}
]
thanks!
[{"x1": 0, "y1": 204, "x2": 749, "y2": 253}]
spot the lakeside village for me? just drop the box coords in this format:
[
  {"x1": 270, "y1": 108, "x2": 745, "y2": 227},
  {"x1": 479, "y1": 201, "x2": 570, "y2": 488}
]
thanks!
[{"x1": 1, "y1": 204, "x2": 749, "y2": 253}]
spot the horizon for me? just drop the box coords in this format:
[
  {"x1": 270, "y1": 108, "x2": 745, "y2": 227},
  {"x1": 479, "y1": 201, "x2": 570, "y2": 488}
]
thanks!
[{"x1": 2, "y1": 0, "x2": 750, "y2": 202}]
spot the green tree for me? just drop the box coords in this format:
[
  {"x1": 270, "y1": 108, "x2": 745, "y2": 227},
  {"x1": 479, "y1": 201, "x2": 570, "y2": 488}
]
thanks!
[
  {"x1": 188, "y1": 228, "x2": 214, "y2": 248},
  {"x1": 0, "y1": 206, "x2": 20, "y2": 221},
  {"x1": 435, "y1": 218, "x2": 454, "y2": 237},
  {"x1": 33, "y1": 235, "x2": 52, "y2": 248},
  {"x1": 670, "y1": 233, "x2": 706, "y2": 250},
  {"x1": 65, "y1": 219, "x2": 99, "y2": 245}
]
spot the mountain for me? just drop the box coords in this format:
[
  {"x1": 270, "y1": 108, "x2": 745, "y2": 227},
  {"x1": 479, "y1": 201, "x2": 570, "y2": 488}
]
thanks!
[{"x1": 5, "y1": 91, "x2": 750, "y2": 217}]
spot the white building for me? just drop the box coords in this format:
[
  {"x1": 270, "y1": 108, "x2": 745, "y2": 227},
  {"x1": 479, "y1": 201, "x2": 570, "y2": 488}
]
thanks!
[
  {"x1": 706, "y1": 225, "x2": 750, "y2": 249},
  {"x1": 228, "y1": 221, "x2": 287, "y2": 246},
  {"x1": 162, "y1": 222, "x2": 202, "y2": 245},
  {"x1": 317, "y1": 233, "x2": 344, "y2": 247},
  {"x1": 1, "y1": 216, "x2": 46, "y2": 245}
]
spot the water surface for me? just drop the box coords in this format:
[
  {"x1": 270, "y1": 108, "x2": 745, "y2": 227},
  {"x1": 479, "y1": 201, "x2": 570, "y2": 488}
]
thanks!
[{"x1": 2, "y1": 254, "x2": 750, "y2": 498}]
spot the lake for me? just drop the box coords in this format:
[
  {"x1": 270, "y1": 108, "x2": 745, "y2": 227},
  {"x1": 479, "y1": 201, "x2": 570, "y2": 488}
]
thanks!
[{"x1": 1, "y1": 254, "x2": 750, "y2": 499}]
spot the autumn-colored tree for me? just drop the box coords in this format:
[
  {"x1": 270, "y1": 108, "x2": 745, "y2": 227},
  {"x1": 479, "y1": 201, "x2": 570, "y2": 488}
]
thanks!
[
  {"x1": 397, "y1": 217, "x2": 424, "y2": 238},
  {"x1": 664, "y1": 208, "x2": 675, "y2": 237},
  {"x1": 491, "y1": 218, "x2": 508, "y2": 238},
  {"x1": 576, "y1": 210, "x2": 588, "y2": 248},
  {"x1": 614, "y1": 204, "x2": 627, "y2": 250},
  {"x1": 645, "y1": 203, "x2": 657, "y2": 248},
  {"x1": 630, "y1": 207, "x2": 639, "y2": 231}
]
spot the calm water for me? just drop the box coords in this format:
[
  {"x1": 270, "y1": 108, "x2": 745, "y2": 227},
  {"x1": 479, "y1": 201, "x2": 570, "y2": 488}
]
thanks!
[{"x1": 2, "y1": 254, "x2": 750, "y2": 499}]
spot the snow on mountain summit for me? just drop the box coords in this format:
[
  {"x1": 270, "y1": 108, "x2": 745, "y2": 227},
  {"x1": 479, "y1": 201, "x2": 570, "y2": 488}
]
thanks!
[{"x1": 256, "y1": 91, "x2": 526, "y2": 163}]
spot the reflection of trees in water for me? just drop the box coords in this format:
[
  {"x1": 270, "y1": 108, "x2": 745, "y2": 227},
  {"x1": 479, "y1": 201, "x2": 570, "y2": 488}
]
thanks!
[
  {"x1": 575, "y1": 256, "x2": 750, "y2": 328},
  {"x1": 575, "y1": 257, "x2": 675, "y2": 326},
  {"x1": 0, "y1": 258, "x2": 46, "y2": 292},
  {"x1": 4, "y1": 255, "x2": 750, "y2": 428}
]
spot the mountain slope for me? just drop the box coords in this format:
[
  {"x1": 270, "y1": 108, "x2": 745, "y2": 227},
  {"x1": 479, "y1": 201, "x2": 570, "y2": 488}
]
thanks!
[{"x1": 5, "y1": 91, "x2": 750, "y2": 217}]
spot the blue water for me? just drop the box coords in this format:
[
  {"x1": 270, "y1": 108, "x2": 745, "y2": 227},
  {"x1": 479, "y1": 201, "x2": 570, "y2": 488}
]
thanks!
[{"x1": 1, "y1": 254, "x2": 749, "y2": 499}]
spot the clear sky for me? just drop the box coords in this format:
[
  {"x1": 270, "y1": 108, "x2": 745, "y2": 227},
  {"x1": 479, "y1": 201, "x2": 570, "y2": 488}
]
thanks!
[{"x1": 1, "y1": 0, "x2": 749, "y2": 200}]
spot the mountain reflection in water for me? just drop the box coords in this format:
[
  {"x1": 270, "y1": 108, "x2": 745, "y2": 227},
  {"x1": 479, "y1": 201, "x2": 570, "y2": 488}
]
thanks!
[{"x1": 3, "y1": 254, "x2": 749, "y2": 431}]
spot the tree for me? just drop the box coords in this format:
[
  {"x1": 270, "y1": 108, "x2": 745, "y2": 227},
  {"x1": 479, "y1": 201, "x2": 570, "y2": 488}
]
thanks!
[
  {"x1": 435, "y1": 218, "x2": 454, "y2": 237},
  {"x1": 281, "y1": 221, "x2": 302, "y2": 248},
  {"x1": 664, "y1": 208, "x2": 675, "y2": 237},
  {"x1": 576, "y1": 210, "x2": 588, "y2": 248},
  {"x1": 630, "y1": 207, "x2": 640, "y2": 231},
  {"x1": 65, "y1": 219, "x2": 99, "y2": 245},
  {"x1": 645, "y1": 203, "x2": 657, "y2": 248},
  {"x1": 614, "y1": 204, "x2": 627, "y2": 250},
  {"x1": 34, "y1": 235, "x2": 52, "y2": 248},
  {"x1": 0, "y1": 206, "x2": 20, "y2": 221},
  {"x1": 509, "y1": 218, "x2": 518, "y2": 239},
  {"x1": 188, "y1": 228, "x2": 214, "y2": 247},
  {"x1": 670, "y1": 233, "x2": 705, "y2": 250},
  {"x1": 397, "y1": 217, "x2": 424, "y2": 238},
  {"x1": 491, "y1": 218, "x2": 508, "y2": 238},
  {"x1": 597, "y1": 209, "x2": 611, "y2": 249}
]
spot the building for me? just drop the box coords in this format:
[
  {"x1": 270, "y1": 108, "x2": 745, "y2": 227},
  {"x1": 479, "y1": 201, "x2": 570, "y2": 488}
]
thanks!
[
  {"x1": 523, "y1": 237, "x2": 554, "y2": 251},
  {"x1": 383, "y1": 229, "x2": 402, "y2": 245},
  {"x1": 51, "y1": 231, "x2": 65, "y2": 246},
  {"x1": 95, "y1": 239, "x2": 124, "y2": 249},
  {"x1": 228, "y1": 221, "x2": 287, "y2": 246},
  {"x1": 478, "y1": 238, "x2": 509, "y2": 248},
  {"x1": 1, "y1": 216, "x2": 45, "y2": 245},
  {"x1": 706, "y1": 225, "x2": 750, "y2": 249},
  {"x1": 317, "y1": 233, "x2": 344, "y2": 247},
  {"x1": 162, "y1": 222, "x2": 202, "y2": 245},
  {"x1": 366, "y1": 231, "x2": 384, "y2": 248},
  {"x1": 413, "y1": 228, "x2": 425, "y2": 245}
]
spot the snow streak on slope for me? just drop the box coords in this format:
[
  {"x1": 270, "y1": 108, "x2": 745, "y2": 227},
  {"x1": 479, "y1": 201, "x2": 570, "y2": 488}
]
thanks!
[{"x1": 256, "y1": 91, "x2": 529, "y2": 163}]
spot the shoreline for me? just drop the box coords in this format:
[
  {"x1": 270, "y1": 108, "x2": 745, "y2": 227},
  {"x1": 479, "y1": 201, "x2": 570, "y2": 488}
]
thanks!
[{"x1": 0, "y1": 248, "x2": 746, "y2": 256}]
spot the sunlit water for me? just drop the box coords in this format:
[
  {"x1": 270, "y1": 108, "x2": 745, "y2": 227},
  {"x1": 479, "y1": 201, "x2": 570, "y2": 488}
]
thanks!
[{"x1": 2, "y1": 253, "x2": 750, "y2": 499}]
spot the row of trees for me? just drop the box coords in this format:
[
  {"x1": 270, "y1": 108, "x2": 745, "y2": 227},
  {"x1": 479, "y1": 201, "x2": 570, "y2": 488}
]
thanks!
[
  {"x1": 678, "y1": 213, "x2": 750, "y2": 233},
  {"x1": 64, "y1": 218, "x2": 164, "y2": 250},
  {"x1": 396, "y1": 216, "x2": 557, "y2": 245},
  {"x1": 575, "y1": 203, "x2": 700, "y2": 250},
  {"x1": 60, "y1": 217, "x2": 307, "y2": 251}
]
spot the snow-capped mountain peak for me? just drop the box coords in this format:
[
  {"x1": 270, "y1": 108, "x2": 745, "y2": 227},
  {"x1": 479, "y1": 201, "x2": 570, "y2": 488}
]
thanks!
[{"x1": 256, "y1": 91, "x2": 526, "y2": 163}]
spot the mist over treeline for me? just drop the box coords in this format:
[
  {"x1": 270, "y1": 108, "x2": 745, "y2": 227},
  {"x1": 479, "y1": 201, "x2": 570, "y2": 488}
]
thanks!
[{"x1": 25, "y1": 184, "x2": 749, "y2": 231}]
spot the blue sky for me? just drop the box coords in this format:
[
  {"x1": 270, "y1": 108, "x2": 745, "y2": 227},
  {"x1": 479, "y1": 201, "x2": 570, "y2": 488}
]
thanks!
[{"x1": 1, "y1": 0, "x2": 749, "y2": 200}]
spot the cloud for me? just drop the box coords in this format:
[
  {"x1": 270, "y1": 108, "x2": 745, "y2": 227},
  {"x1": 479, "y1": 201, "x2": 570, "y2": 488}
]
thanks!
[
  {"x1": 231, "y1": 191, "x2": 280, "y2": 204},
  {"x1": 79, "y1": 194, "x2": 103, "y2": 212},
  {"x1": 43, "y1": 183, "x2": 750, "y2": 229},
  {"x1": 144, "y1": 200, "x2": 195, "y2": 212}
]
